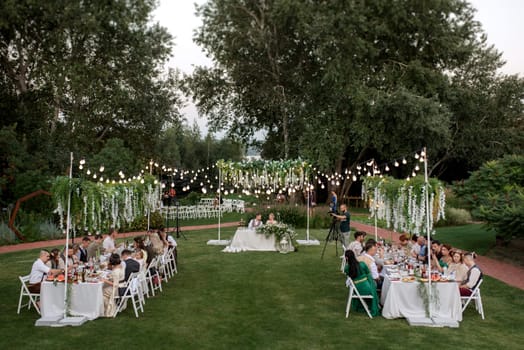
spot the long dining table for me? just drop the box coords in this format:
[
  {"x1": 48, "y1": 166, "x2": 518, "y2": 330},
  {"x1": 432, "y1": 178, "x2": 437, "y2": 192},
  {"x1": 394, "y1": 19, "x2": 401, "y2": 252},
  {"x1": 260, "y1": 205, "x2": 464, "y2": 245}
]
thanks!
[
  {"x1": 380, "y1": 274, "x2": 462, "y2": 322},
  {"x1": 40, "y1": 281, "x2": 105, "y2": 320}
]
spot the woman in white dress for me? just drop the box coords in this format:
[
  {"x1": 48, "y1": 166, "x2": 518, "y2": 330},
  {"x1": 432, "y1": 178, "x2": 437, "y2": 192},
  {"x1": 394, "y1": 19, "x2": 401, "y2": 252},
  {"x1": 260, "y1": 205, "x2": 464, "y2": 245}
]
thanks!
[
  {"x1": 266, "y1": 213, "x2": 277, "y2": 225},
  {"x1": 101, "y1": 253, "x2": 125, "y2": 317}
]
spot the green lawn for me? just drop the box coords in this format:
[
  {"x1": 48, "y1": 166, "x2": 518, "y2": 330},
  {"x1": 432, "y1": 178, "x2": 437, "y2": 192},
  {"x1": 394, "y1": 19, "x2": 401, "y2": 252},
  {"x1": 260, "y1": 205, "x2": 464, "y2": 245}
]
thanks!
[
  {"x1": 1, "y1": 228, "x2": 523, "y2": 349},
  {"x1": 434, "y1": 224, "x2": 496, "y2": 255}
]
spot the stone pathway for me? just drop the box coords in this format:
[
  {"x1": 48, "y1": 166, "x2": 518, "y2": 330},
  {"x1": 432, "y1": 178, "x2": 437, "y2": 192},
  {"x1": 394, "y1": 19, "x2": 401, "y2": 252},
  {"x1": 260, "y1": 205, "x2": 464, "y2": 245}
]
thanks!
[{"x1": 2, "y1": 220, "x2": 523, "y2": 291}]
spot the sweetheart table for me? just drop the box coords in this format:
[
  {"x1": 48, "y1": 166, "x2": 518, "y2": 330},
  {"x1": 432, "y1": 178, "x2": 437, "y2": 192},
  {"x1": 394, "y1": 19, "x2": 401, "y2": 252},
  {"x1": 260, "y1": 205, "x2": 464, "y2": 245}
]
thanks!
[{"x1": 223, "y1": 228, "x2": 279, "y2": 253}]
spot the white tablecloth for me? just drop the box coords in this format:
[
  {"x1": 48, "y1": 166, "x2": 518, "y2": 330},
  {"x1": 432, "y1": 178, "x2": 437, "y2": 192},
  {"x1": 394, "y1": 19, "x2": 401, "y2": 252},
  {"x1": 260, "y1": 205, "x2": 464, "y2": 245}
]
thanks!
[
  {"x1": 41, "y1": 281, "x2": 104, "y2": 320},
  {"x1": 223, "y1": 228, "x2": 277, "y2": 253},
  {"x1": 381, "y1": 276, "x2": 462, "y2": 321}
]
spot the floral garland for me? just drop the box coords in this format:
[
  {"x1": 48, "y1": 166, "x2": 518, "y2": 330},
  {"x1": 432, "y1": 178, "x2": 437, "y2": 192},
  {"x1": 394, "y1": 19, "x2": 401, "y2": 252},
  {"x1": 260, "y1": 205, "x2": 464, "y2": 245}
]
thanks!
[
  {"x1": 363, "y1": 176, "x2": 446, "y2": 235},
  {"x1": 51, "y1": 175, "x2": 161, "y2": 233},
  {"x1": 256, "y1": 222, "x2": 297, "y2": 242}
]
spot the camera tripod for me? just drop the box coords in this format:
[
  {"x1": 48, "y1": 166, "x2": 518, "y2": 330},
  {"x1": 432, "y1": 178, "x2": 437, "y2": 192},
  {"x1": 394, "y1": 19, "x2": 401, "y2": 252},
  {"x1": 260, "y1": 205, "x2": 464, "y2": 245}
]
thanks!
[
  {"x1": 166, "y1": 201, "x2": 186, "y2": 240},
  {"x1": 320, "y1": 217, "x2": 341, "y2": 259}
]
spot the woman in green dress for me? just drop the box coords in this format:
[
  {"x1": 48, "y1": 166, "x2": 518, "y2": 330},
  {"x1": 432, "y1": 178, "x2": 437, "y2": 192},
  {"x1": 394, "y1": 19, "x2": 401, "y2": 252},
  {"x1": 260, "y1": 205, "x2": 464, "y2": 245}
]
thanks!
[{"x1": 344, "y1": 250, "x2": 380, "y2": 316}]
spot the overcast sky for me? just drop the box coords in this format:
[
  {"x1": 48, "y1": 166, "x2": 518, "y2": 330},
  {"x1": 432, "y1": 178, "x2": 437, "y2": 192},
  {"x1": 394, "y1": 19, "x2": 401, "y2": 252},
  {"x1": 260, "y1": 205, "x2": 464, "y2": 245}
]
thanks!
[{"x1": 152, "y1": 0, "x2": 524, "y2": 133}]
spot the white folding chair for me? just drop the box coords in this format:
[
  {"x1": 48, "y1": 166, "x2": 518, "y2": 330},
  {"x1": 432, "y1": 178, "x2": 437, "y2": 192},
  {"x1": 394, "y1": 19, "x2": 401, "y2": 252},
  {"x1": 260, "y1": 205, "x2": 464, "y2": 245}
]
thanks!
[
  {"x1": 146, "y1": 257, "x2": 163, "y2": 296},
  {"x1": 114, "y1": 272, "x2": 143, "y2": 318},
  {"x1": 159, "y1": 251, "x2": 173, "y2": 283},
  {"x1": 17, "y1": 275, "x2": 41, "y2": 315},
  {"x1": 345, "y1": 276, "x2": 373, "y2": 318},
  {"x1": 461, "y1": 279, "x2": 485, "y2": 319},
  {"x1": 340, "y1": 245, "x2": 347, "y2": 274}
]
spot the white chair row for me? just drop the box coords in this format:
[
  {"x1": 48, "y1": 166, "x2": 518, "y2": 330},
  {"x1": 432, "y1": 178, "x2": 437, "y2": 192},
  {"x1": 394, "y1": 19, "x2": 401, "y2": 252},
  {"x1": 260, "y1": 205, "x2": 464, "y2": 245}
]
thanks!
[{"x1": 113, "y1": 249, "x2": 177, "y2": 318}]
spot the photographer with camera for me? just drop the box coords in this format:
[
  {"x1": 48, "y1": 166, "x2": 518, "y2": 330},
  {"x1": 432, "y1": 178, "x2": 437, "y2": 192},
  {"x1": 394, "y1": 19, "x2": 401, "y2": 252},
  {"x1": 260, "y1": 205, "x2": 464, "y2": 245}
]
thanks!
[{"x1": 331, "y1": 204, "x2": 351, "y2": 247}]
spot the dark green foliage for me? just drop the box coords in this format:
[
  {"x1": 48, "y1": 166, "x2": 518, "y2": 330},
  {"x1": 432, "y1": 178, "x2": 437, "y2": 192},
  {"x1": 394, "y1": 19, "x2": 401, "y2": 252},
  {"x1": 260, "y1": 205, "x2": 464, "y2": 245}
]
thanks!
[
  {"x1": 125, "y1": 211, "x2": 164, "y2": 232},
  {"x1": 455, "y1": 155, "x2": 524, "y2": 241}
]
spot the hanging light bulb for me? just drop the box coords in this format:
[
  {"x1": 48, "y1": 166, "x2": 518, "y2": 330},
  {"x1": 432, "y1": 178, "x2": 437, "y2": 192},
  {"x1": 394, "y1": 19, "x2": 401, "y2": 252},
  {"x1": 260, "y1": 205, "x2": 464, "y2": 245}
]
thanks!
[
  {"x1": 414, "y1": 153, "x2": 420, "y2": 159},
  {"x1": 93, "y1": 174, "x2": 97, "y2": 179},
  {"x1": 385, "y1": 165, "x2": 390, "y2": 172},
  {"x1": 366, "y1": 171, "x2": 371, "y2": 176},
  {"x1": 140, "y1": 179, "x2": 145, "y2": 184},
  {"x1": 321, "y1": 184, "x2": 325, "y2": 189},
  {"x1": 99, "y1": 166, "x2": 104, "y2": 172},
  {"x1": 394, "y1": 161, "x2": 399, "y2": 167},
  {"x1": 415, "y1": 165, "x2": 420, "y2": 171},
  {"x1": 402, "y1": 158, "x2": 407, "y2": 165},
  {"x1": 202, "y1": 187, "x2": 207, "y2": 194},
  {"x1": 406, "y1": 176, "x2": 410, "y2": 181},
  {"x1": 421, "y1": 150, "x2": 426, "y2": 157},
  {"x1": 79, "y1": 165, "x2": 83, "y2": 170},
  {"x1": 352, "y1": 175, "x2": 357, "y2": 181},
  {"x1": 87, "y1": 169, "x2": 91, "y2": 175},
  {"x1": 412, "y1": 171, "x2": 416, "y2": 177}
]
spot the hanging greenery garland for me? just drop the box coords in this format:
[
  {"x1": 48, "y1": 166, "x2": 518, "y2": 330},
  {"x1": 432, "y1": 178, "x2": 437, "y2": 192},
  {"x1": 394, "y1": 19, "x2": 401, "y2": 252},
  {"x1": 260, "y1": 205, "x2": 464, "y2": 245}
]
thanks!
[
  {"x1": 51, "y1": 175, "x2": 161, "y2": 233},
  {"x1": 363, "y1": 176, "x2": 446, "y2": 235},
  {"x1": 216, "y1": 159, "x2": 312, "y2": 194}
]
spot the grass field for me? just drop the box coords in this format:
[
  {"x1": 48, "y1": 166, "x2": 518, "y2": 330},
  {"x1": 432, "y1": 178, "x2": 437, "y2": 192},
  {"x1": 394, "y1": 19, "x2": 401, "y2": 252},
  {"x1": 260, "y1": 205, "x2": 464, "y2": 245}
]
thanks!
[{"x1": 1, "y1": 227, "x2": 523, "y2": 350}]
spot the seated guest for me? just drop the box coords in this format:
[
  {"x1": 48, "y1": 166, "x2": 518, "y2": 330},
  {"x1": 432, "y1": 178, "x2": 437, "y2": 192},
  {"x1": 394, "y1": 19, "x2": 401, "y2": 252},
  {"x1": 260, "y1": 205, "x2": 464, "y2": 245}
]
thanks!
[
  {"x1": 248, "y1": 213, "x2": 263, "y2": 229},
  {"x1": 344, "y1": 250, "x2": 380, "y2": 316},
  {"x1": 432, "y1": 243, "x2": 453, "y2": 272},
  {"x1": 87, "y1": 234, "x2": 103, "y2": 260},
  {"x1": 77, "y1": 236, "x2": 91, "y2": 263},
  {"x1": 133, "y1": 250, "x2": 146, "y2": 270},
  {"x1": 148, "y1": 230, "x2": 165, "y2": 255},
  {"x1": 347, "y1": 231, "x2": 366, "y2": 257},
  {"x1": 397, "y1": 234, "x2": 412, "y2": 257},
  {"x1": 46, "y1": 248, "x2": 61, "y2": 269},
  {"x1": 410, "y1": 234, "x2": 420, "y2": 257},
  {"x1": 133, "y1": 237, "x2": 149, "y2": 265},
  {"x1": 416, "y1": 236, "x2": 428, "y2": 263},
  {"x1": 266, "y1": 212, "x2": 277, "y2": 225},
  {"x1": 431, "y1": 240, "x2": 443, "y2": 260},
  {"x1": 28, "y1": 250, "x2": 62, "y2": 293},
  {"x1": 448, "y1": 250, "x2": 469, "y2": 282},
  {"x1": 121, "y1": 249, "x2": 140, "y2": 282},
  {"x1": 101, "y1": 253, "x2": 125, "y2": 317},
  {"x1": 459, "y1": 252, "x2": 483, "y2": 296},
  {"x1": 357, "y1": 240, "x2": 383, "y2": 289},
  {"x1": 59, "y1": 247, "x2": 79, "y2": 271}
]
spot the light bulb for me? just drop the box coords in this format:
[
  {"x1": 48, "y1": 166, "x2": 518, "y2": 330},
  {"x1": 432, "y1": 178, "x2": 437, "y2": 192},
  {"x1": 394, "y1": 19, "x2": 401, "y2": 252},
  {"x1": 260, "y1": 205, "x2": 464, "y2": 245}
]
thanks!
[
  {"x1": 402, "y1": 158, "x2": 407, "y2": 165},
  {"x1": 385, "y1": 165, "x2": 390, "y2": 172},
  {"x1": 394, "y1": 161, "x2": 399, "y2": 167}
]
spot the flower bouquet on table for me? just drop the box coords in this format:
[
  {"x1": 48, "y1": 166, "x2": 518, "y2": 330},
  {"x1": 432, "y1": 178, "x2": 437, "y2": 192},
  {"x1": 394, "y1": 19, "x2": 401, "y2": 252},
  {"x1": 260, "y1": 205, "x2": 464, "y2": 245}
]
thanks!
[
  {"x1": 47, "y1": 274, "x2": 66, "y2": 286},
  {"x1": 256, "y1": 222, "x2": 296, "y2": 253}
]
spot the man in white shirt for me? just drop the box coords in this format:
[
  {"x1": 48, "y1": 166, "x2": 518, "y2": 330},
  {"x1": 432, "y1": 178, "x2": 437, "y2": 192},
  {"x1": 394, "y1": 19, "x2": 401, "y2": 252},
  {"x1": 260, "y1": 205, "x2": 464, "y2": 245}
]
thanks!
[
  {"x1": 347, "y1": 231, "x2": 366, "y2": 256},
  {"x1": 28, "y1": 250, "x2": 62, "y2": 293},
  {"x1": 248, "y1": 213, "x2": 263, "y2": 229},
  {"x1": 103, "y1": 228, "x2": 118, "y2": 254}
]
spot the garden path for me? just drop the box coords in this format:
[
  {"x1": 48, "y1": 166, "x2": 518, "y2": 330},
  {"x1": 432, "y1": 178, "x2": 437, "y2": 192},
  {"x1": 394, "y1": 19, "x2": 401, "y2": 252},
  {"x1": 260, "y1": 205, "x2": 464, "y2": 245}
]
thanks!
[{"x1": 1, "y1": 221, "x2": 522, "y2": 290}]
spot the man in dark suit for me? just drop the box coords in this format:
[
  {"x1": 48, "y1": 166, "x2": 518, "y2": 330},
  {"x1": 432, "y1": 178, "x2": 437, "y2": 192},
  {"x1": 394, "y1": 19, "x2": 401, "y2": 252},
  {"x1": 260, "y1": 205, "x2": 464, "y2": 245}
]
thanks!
[
  {"x1": 121, "y1": 249, "x2": 140, "y2": 282},
  {"x1": 78, "y1": 236, "x2": 90, "y2": 263}
]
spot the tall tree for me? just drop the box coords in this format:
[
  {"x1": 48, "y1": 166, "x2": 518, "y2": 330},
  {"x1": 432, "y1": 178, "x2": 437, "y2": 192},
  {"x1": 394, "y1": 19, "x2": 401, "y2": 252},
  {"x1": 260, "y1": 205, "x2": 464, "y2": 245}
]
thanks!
[{"x1": 188, "y1": 0, "x2": 523, "y2": 192}]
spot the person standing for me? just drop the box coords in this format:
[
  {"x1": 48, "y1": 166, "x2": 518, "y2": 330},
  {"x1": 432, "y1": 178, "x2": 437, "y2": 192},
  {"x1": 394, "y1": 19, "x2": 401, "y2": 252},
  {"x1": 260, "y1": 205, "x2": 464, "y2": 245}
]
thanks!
[
  {"x1": 332, "y1": 204, "x2": 351, "y2": 247},
  {"x1": 103, "y1": 228, "x2": 119, "y2": 254},
  {"x1": 87, "y1": 234, "x2": 103, "y2": 260},
  {"x1": 77, "y1": 236, "x2": 90, "y2": 263},
  {"x1": 329, "y1": 191, "x2": 338, "y2": 213}
]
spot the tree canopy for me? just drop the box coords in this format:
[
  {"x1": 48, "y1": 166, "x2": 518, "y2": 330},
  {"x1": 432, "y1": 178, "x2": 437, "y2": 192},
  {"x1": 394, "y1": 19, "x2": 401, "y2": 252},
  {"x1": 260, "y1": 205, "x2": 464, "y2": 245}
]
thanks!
[{"x1": 187, "y1": 0, "x2": 523, "y2": 189}]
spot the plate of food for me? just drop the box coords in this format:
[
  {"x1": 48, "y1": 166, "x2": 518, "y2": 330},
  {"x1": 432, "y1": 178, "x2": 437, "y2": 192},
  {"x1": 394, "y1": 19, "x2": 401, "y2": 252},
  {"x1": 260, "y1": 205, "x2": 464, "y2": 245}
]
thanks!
[
  {"x1": 419, "y1": 278, "x2": 429, "y2": 283},
  {"x1": 401, "y1": 276, "x2": 416, "y2": 283}
]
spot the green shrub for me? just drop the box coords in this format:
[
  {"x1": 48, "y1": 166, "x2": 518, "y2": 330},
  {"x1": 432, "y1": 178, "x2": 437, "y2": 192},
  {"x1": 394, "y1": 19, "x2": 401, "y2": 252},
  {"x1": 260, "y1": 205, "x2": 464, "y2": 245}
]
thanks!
[
  {"x1": 0, "y1": 222, "x2": 16, "y2": 244},
  {"x1": 455, "y1": 154, "x2": 524, "y2": 241},
  {"x1": 436, "y1": 207, "x2": 472, "y2": 226},
  {"x1": 125, "y1": 211, "x2": 164, "y2": 231},
  {"x1": 39, "y1": 220, "x2": 63, "y2": 240},
  {"x1": 179, "y1": 192, "x2": 202, "y2": 205}
]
